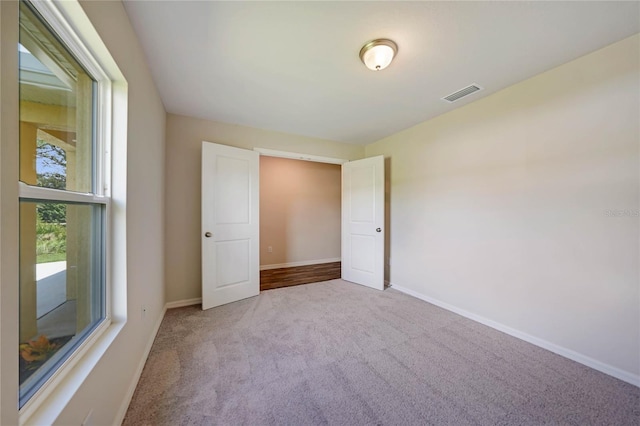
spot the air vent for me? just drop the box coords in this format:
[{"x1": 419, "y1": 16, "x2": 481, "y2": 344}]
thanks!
[{"x1": 442, "y1": 84, "x2": 483, "y2": 103}]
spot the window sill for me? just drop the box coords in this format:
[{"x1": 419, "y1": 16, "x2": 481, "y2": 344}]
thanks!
[{"x1": 19, "y1": 320, "x2": 125, "y2": 425}]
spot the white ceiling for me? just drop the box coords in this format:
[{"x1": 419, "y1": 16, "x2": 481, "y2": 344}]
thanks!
[{"x1": 123, "y1": 1, "x2": 639, "y2": 145}]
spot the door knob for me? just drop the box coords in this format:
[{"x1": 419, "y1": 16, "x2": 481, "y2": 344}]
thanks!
[
  {"x1": 204, "y1": 232, "x2": 212, "y2": 238},
  {"x1": 376, "y1": 228, "x2": 381, "y2": 232}
]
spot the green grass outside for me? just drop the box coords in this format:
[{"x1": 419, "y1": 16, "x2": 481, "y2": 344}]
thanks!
[
  {"x1": 37, "y1": 252, "x2": 66, "y2": 264},
  {"x1": 36, "y1": 221, "x2": 66, "y2": 264}
]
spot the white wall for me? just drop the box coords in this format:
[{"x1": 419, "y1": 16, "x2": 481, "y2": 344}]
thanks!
[
  {"x1": 0, "y1": 1, "x2": 166, "y2": 424},
  {"x1": 165, "y1": 113, "x2": 363, "y2": 303},
  {"x1": 366, "y1": 35, "x2": 640, "y2": 383}
]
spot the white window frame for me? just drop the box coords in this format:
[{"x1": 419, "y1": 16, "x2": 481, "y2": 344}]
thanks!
[{"x1": 16, "y1": 0, "x2": 125, "y2": 421}]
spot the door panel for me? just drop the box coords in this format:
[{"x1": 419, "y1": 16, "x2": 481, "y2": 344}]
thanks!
[
  {"x1": 342, "y1": 156, "x2": 385, "y2": 290},
  {"x1": 350, "y1": 166, "x2": 375, "y2": 222},
  {"x1": 351, "y1": 234, "x2": 375, "y2": 273},
  {"x1": 202, "y1": 142, "x2": 259, "y2": 310},
  {"x1": 216, "y1": 156, "x2": 250, "y2": 224},
  {"x1": 215, "y1": 239, "x2": 250, "y2": 288}
]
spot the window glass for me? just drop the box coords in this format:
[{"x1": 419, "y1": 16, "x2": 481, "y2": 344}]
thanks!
[
  {"x1": 19, "y1": 201, "x2": 105, "y2": 403},
  {"x1": 18, "y1": 1, "x2": 107, "y2": 408},
  {"x1": 19, "y1": 1, "x2": 96, "y2": 193}
]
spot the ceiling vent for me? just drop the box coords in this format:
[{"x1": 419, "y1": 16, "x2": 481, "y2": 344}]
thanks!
[{"x1": 442, "y1": 84, "x2": 483, "y2": 103}]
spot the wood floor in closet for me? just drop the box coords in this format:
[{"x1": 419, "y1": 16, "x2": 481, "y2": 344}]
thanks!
[{"x1": 260, "y1": 262, "x2": 341, "y2": 291}]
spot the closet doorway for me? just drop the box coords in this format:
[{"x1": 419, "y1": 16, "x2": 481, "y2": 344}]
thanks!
[
  {"x1": 259, "y1": 155, "x2": 342, "y2": 290},
  {"x1": 201, "y1": 142, "x2": 385, "y2": 309}
]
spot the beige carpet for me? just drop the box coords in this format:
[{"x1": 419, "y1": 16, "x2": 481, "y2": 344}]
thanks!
[{"x1": 124, "y1": 279, "x2": 639, "y2": 425}]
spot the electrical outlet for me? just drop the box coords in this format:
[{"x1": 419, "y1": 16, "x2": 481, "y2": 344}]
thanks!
[{"x1": 267, "y1": 246, "x2": 273, "y2": 253}]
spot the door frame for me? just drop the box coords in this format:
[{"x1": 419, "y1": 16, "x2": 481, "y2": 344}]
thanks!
[
  {"x1": 254, "y1": 148, "x2": 387, "y2": 288},
  {"x1": 253, "y1": 148, "x2": 348, "y2": 166}
]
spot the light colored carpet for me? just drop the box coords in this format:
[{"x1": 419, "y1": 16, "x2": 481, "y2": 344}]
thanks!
[{"x1": 124, "y1": 279, "x2": 639, "y2": 425}]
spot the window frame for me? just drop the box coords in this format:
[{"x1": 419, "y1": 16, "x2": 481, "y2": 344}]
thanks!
[{"x1": 17, "y1": 0, "x2": 115, "y2": 418}]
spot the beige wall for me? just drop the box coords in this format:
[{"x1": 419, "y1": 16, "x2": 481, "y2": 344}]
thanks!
[
  {"x1": 260, "y1": 157, "x2": 341, "y2": 267},
  {"x1": 56, "y1": 1, "x2": 167, "y2": 424},
  {"x1": 366, "y1": 35, "x2": 640, "y2": 381},
  {"x1": 1, "y1": 1, "x2": 166, "y2": 424},
  {"x1": 165, "y1": 114, "x2": 363, "y2": 302}
]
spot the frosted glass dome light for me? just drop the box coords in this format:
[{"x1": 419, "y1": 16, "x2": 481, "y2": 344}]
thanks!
[{"x1": 359, "y1": 39, "x2": 398, "y2": 71}]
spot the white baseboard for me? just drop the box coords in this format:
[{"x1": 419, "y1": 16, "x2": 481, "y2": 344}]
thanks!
[
  {"x1": 114, "y1": 305, "x2": 167, "y2": 425},
  {"x1": 260, "y1": 257, "x2": 340, "y2": 271},
  {"x1": 165, "y1": 297, "x2": 202, "y2": 309},
  {"x1": 390, "y1": 283, "x2": 640, "y2": 388}
]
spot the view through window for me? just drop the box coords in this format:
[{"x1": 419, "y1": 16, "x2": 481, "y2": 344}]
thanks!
[{"x1": 18, "y1": 0, "x2": 107, "y2": 406}]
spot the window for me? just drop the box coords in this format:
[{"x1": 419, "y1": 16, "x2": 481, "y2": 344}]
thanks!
[{"x1": 18, "y1": 0, "x2": 111, "y2": 407}]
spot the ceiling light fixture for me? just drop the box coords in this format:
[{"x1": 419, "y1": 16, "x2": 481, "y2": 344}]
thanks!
[{"x1": 359, "y1": 39, "x2": 398, "y2": 71}]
